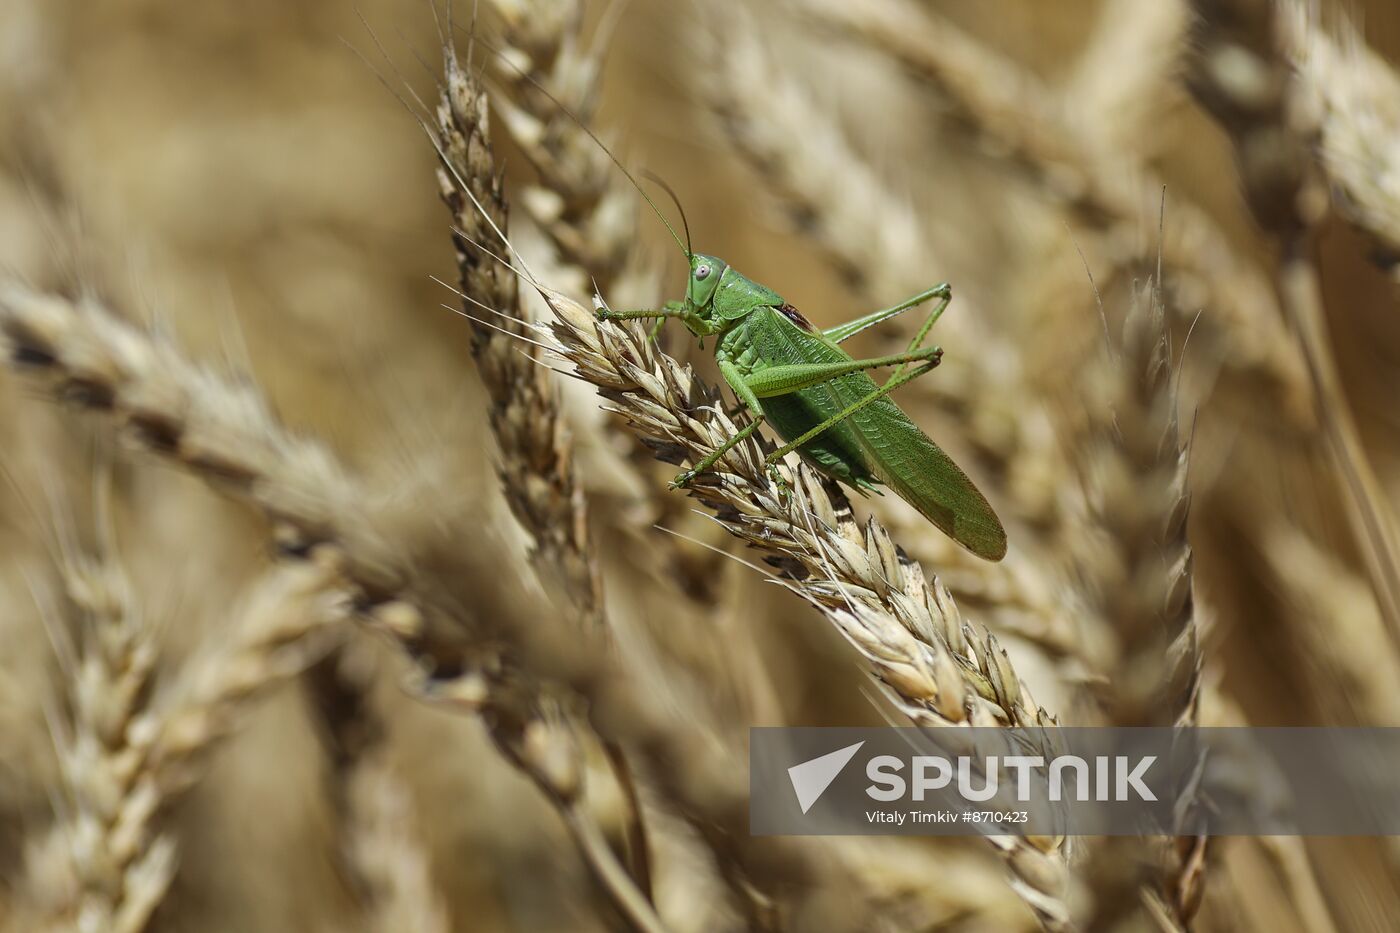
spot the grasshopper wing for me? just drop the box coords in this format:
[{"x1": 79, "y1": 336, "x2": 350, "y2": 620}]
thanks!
[
  {"x1": 844, "y1": 395, "x2": 1007, "y2": 561},
  {"x1": 747, "y1": 307, "x2": 1007, "y2": 560}
]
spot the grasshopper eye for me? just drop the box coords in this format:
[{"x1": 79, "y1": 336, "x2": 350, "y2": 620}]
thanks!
[{"x1": 694, "y1": 264, "x2": 711, "y2": 281}]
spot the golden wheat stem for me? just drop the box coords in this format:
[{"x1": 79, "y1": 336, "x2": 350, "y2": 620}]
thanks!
[{"x1": 1260, "y1": 522, "x2": 1400, "y2": 725}]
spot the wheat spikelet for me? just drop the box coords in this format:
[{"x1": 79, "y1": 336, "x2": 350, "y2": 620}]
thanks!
[
  {"x1": 435, "y1": 39, "x2": 604, "y2": 632},
  {"x1": 488, "y1": 0, "x2": 643, "y2": 301},
  {"x1": 1280, "y1": 3, "x2": 1400, "y2": 282},
  {"x1": 22, "y1": 540, "x2": 173, "y2": 933},
  {"x1": 525, "y1": 284, "x2": 1074, "y2": 929}
]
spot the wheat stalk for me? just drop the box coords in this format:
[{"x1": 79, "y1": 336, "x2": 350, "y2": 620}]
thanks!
[{"x1": 1260, "y1": 522, "x2": 1400, "y2": 725}]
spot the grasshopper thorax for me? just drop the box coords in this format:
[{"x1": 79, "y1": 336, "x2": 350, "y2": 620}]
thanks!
[{"x1": 683, "y1": 254, "x2": 787, "y2": 339}]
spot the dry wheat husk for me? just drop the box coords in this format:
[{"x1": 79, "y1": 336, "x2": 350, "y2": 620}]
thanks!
[{"x1": 20, "y1": 553, "x2": 347, "y2": 933}]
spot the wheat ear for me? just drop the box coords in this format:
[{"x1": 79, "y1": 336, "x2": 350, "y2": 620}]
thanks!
[
  {"x1": 1071, "y1": 279, "x2": 1204, "y2": 927},
  {"x1": 344, "y1": 753, "x2": 452, "y2": 933},
  {"x1": 305, "y1": 647, "x2": 451, "y2": 933},
  {"x1": 488, "y1": 0, "x2": 641, "y2": 299},
  {"x1": 435, "y1": 39, "x2": 604, "y2": 631},
  {"x1": 142, "y1": 560, "x2": 350, "y2": 796},
  {"x1": 22, "y1": 555, "x2": 346, "y2": 933},
  {"x1": 527, "y1": 285, "x2": 1074, "y2": 930},
  {"x1": 25, "y1": 541, "x2": 172, "y2": 933}
]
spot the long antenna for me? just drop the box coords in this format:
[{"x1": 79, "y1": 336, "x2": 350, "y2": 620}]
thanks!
[
  {"x1": 640, "y1": 169, "x2": 691, "y2": 258},
  {"x1": 463, "y1": 27, "x2": 692, "y2": 260}
]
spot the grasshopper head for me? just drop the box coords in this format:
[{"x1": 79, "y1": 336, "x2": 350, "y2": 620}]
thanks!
[{"x1": 686, "y1": 254, "x2": 727, "y2": 316}]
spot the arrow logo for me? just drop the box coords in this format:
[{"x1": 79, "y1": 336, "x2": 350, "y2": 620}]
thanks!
[{"x1": 787, "y1": 741, "x2": 864, "y2": 814}]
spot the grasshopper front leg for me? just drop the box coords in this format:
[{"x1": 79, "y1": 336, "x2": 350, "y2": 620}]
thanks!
[{"x1": 596, "y1": 300, "x2": 702, "y2": 338}]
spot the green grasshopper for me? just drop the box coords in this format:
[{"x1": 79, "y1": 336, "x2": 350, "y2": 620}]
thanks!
[
  {"x1": 597, "y1": 225, "x2": 1006, "y2": 562},
  {"x1": 465, "y1": 35, "x2": 1006, "y2": 561}
]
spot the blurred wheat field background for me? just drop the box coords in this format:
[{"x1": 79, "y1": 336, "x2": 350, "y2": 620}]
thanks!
[{"x1": 1, "y1": 0, "x2": 1399, "y2": 930}]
